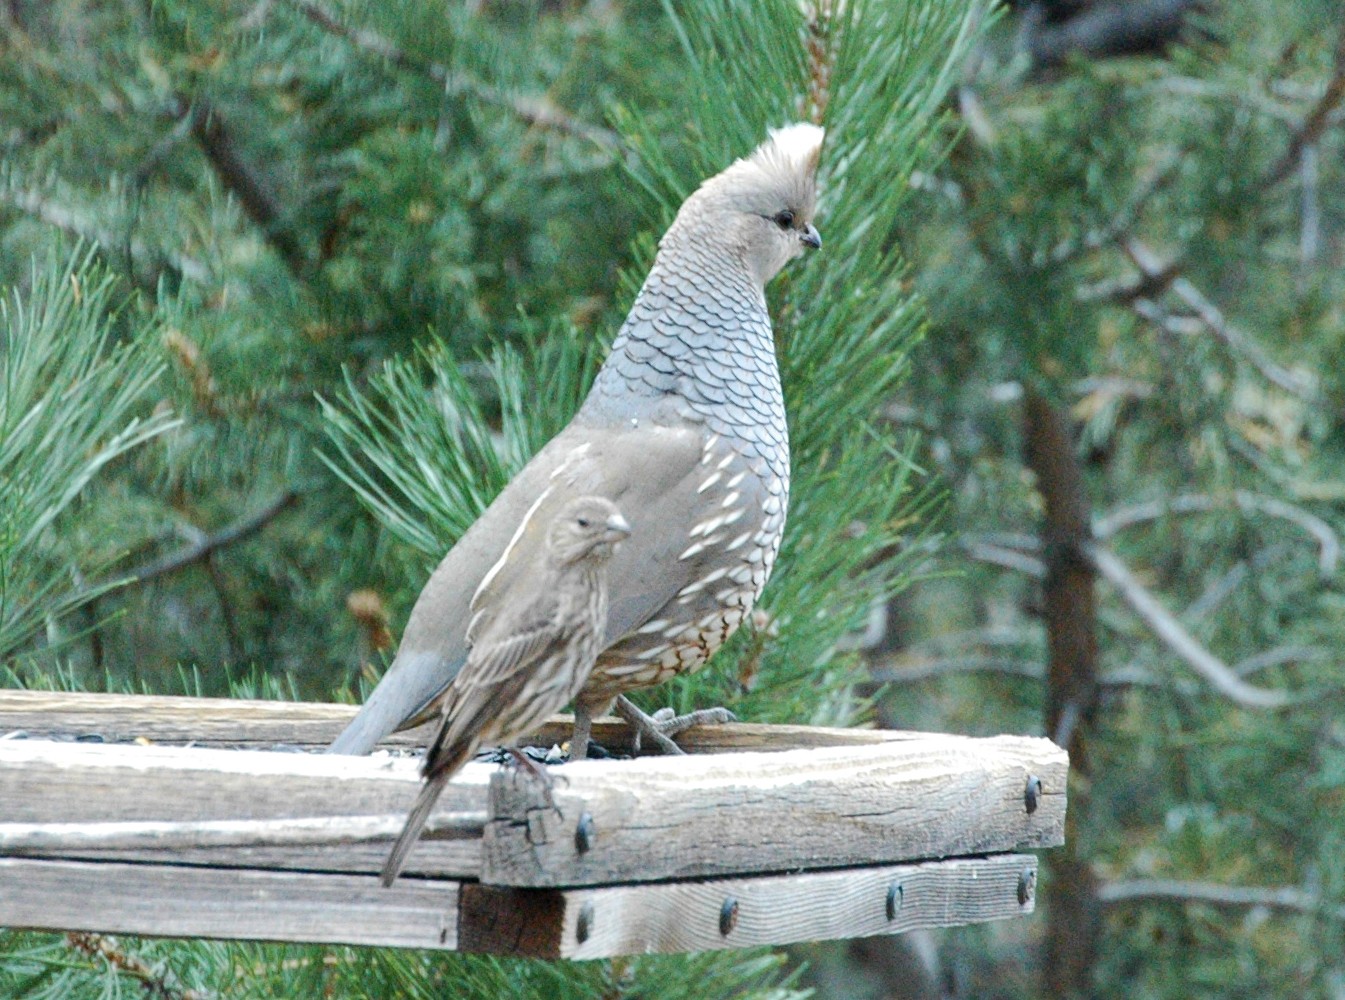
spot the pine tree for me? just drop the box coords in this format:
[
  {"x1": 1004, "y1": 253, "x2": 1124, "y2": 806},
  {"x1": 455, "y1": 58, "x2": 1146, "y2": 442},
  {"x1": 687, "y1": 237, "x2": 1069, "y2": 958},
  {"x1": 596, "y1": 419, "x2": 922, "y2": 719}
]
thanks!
[{"x1": 1, "y1": 0, "x2": 988, "y2": 996}]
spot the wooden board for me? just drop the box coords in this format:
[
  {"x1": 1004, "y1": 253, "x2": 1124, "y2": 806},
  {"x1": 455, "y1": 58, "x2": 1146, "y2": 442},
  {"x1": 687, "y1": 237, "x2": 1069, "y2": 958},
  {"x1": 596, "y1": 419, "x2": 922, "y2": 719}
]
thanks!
[
  {"x1": 0, "y1": 855, "x2": 1035, "y2": 957},
  {"x1": 0, "y1": 858, "x2": 459, "y2": 949},
  {"x1": 483, "y1": 736, "x2": 1066, "y2": 887},
  {"x1": 459, "y1": 854, "x2": 1039, "y2": 958},
  {"x1": 0, "y1": 739, "x2": 486, "y2": 878},
  {"x1": 0, "y1": 732, "x2": 1065, "y2": 887},
  {"x1": 0, "y1": 689, "x2": 925, "y2": 753}
]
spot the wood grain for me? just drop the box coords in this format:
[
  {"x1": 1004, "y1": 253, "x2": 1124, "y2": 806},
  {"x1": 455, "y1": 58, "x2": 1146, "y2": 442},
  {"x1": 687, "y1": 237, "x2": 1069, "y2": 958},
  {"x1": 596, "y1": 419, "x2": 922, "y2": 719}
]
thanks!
[
  {"x1": 0, "y1": 855, "x2": 1036, "y2": 956},
  {"x1": 0, "y1": 858, "x2": 459, "y2": 949},
  {"x1": 461, "y1": 855, "x2": 1040, "y2": 959},
  {"x1": 483, "y1": 736, "x2": 1066, "y2": 887},
  {"x1": 0, "y1": 740, "x2": 486, "y2": 878},
  {"x1": 0, "y1": 689, "x2": 924, "y2": 752}
]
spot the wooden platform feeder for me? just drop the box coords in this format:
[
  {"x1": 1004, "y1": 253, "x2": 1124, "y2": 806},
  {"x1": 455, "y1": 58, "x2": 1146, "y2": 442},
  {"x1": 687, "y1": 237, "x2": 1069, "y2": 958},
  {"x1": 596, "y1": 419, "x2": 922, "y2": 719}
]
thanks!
[{"x1": 0, "y1": 691, "x2": 1067, "y2": 958}]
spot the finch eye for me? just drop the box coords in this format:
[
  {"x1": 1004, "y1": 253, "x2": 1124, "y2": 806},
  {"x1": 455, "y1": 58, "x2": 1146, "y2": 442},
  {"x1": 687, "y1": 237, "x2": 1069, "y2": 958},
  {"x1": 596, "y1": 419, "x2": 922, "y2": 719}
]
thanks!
[
  {"x1": 773, "y1": 210, "x2": 795, "y2": 230},
  {"x1": 576, "y1": 517, "x2": 591, "y2": 528}
]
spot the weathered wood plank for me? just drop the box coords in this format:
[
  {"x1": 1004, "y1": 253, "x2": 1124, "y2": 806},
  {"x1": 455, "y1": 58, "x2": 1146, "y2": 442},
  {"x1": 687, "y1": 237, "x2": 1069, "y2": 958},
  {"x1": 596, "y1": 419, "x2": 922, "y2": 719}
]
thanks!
[
  {"x1": 461, "y1": 855, "x2": 1039, "y2": 959},
  {"x1": 483, "y1": 736, "x2": 1066, "y2": 887},
  {"x1": 0, "y1": 858, "x2": 459, "y2": 949},
  {"x1": 0, "y1": 689, "x2": 924, "y2": 752},
  {"x1": 0, "y1": 855, "x2": 1035, "y2": 955},
  {"x1": 0, "y1": 740, "x2": 485, "y2": 878}
]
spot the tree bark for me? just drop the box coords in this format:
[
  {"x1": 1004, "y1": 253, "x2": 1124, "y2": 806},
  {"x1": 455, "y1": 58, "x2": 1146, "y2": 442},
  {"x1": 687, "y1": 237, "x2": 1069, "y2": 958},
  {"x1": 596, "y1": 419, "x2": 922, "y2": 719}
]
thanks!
[{"x1": 1023, "y1": 385, "x2": 1100, "y2": 1000}]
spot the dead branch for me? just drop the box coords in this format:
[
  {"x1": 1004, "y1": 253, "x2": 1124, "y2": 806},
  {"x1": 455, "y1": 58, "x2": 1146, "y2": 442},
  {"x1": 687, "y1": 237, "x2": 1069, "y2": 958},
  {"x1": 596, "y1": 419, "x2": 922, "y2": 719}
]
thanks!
[
  {"x1": 1093, "y1": 491, "x2": 1338, "y2": 575},
  {"x1": 123, "y1": 491, "x2": 299, "y2": 586},
  {"x1": 1088, "y1": 545, "x2": 1294, "y2": 709},
  {"x1": 1124, "y1": 238, "x2": 1316, "y2": 397},
  {"x1": 1267, "y1": 21, "x2": 1345, "y2": 184},
  {"x1": 1099, "y1": 878, "x2": 1345, "y2": 919},
  {"x1": 0, "y1": 181, "x2": 211, "y2": 285}
]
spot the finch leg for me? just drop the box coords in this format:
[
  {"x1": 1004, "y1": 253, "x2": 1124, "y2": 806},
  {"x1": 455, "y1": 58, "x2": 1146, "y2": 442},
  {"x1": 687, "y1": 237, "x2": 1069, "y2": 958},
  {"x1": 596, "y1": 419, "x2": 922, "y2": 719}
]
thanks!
[
  {"x1": 570, "y1": 703, "x2": 594, "y2": 762},
  {"x1": 504, "y1": 747, "x2": 563, "y2": 816}
]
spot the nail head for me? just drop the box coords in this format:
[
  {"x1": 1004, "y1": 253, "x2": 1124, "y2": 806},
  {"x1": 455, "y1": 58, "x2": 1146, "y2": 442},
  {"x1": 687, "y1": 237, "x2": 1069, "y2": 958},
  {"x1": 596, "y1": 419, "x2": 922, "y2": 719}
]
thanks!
[
  {"x1": 576, "y1": 901, "x2": 594, "y2": 943},
  {"x1": 1017, "y1": 868, "x2": 1036, "y2": 906},
  {"x1": 719, "y1": 896, "x2": 739, "y2": 936},
  {"x1": 575, "y1": 811, "x2": 595, "y2": 854},
  {"x1": 885, "y1": 881, "x2": 904, "y2": 921},
  {"x1": 1024, "y1": 775, "x2": 1042, "y2": 814}
]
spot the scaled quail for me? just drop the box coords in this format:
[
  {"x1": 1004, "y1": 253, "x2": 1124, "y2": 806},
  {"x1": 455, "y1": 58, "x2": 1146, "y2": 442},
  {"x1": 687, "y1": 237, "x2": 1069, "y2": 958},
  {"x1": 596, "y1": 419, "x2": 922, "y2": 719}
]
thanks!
[
  {"x1": 381, "y1": 496, "x2": 630, "y2": 885},
  {"x1": 330, "y1": 123, "x2": 824, "y2": 760}
]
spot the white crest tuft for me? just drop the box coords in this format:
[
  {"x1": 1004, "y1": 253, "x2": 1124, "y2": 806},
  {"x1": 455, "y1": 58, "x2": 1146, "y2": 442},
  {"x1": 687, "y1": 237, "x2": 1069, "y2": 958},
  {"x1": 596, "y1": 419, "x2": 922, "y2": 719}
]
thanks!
[{"x1": 757, "y1": 122, "x2": 825, "y2": 169}]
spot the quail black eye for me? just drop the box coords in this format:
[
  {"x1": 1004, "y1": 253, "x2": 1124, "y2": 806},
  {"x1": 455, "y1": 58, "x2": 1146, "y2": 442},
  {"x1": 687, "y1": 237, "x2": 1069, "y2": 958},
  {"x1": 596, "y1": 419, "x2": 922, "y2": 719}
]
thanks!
[{"x1": 773, "y1": 210, "x2": 795, "y2": 230}]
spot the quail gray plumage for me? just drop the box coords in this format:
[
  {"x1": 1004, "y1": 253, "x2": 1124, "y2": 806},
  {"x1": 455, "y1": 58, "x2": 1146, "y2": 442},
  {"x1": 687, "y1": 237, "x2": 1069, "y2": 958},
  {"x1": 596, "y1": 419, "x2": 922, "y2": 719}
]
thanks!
[
  {"x1": 380, "y1": 496, "x2": 629, "y2": 885},
  {"x1": 330, "y1": 123, "x2": 824, "y2": 761}
]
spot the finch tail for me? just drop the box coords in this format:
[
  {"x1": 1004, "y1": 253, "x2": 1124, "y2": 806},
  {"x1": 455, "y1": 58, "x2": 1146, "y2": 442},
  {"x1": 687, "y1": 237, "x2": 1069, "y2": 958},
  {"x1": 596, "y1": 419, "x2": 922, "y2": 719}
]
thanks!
[{"x1": 380, "y1": 744, "x2": 472, "y2": 887}]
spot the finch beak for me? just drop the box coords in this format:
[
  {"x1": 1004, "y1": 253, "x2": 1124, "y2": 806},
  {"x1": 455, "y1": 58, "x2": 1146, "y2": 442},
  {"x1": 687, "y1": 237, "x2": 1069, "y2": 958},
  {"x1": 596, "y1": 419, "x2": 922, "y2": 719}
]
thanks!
[
  {"x1": 604, "y1": 513, "x2": 632, "y2": 543},
  {"x1": 800, "y1": 224, "x2": 822, "y2": 250}
]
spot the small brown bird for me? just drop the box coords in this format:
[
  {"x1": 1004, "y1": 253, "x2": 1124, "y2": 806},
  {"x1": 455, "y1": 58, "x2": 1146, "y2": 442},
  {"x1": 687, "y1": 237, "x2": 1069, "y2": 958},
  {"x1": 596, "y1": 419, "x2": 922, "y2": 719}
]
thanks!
[{"x1": 381, "y1": 496, "x2": 630, "y2": 886}]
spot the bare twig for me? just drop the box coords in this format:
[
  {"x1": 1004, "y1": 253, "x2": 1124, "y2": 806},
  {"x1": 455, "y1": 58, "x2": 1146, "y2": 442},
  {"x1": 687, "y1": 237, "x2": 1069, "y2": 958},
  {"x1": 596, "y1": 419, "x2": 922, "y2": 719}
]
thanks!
[
  {"x1": 185, "y1": 97, "x2": 309, "y2": 278},
  {"x1": 1299, "y1": 144, "x2": 1321, "y2": 269},
  {"x1": 1124, "y1": 238, "x2": 1316, "y2": 397},
  {"x1": 1089, "y1": 545, "x2": 1294, "y2": 709},
  {"x1": 1235, "y1": 644, "x2": 1330, "y2": 677},
  {"x1": 0, "y1": 181, "x2": 211, "y2": 285},
  {"x1": 1094, "y1": 490, "x2": 1338, "y2": 575},
  {"x1": 289, "y1": 0, "x2": 620, "y2": 152},
  {"x1": 123, "y1": 492, "x2": 298, "y2": 586},
  {"x1": 0, "y1": 812, "x2": 486, "y2": 851},
  {"x1": 960, "y1": 538, "x2": 1046, "y2": 578},
  {"x1": 1267, "y1": 22, "x2": 1345, "y2": 184},
  {"x1": 1099, "y1": 878, "x2": 1345, "y2": 919}
]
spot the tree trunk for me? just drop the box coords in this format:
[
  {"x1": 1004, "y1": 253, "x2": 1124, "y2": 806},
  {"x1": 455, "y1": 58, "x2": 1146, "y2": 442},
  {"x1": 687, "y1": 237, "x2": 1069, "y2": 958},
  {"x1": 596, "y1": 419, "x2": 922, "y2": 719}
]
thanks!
[{"x1": 1023, "y1": 385, "x2": 1100, "y2": 1000}]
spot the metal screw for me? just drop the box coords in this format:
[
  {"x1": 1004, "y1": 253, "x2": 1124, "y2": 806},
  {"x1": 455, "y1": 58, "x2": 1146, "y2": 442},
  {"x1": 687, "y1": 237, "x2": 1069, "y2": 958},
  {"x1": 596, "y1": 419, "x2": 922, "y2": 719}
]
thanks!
[
  {"x1": 1017, "y1": 868, "x2": 1037, "y2": 906},
  {"x1": 885, "y1": 881, "x2": 904, "y2": 921},
  {"x1": 719, "y1": 896, "x2": 739, "y2": 936},
  {"x1": 575, "y1": 811, "x2": 595, "y2": 854},
  {"x1": 1024, "y1": 774, "x2": 1042, "y2": 814},
  {"x1": 576, "y1": 901, "x2": 594, "y2": 943}
]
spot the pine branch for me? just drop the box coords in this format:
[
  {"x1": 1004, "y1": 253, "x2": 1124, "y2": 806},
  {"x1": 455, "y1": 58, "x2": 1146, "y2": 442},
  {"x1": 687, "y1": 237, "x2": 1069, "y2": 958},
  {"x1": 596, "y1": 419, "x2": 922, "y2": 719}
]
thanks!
[
  {"x1": 0, "y1": 180, "x2": 211, "y2": 286},
  {"x1": 288, "y1": 0, "x2": 621, "y2": 152},
  {"x1": 65, "y1": 932, "x2": 216, "y2": 1000},
  {"x1": 1122, "y1": 238, "x2": 1315, "y2": 398},
  {"x1": 183, "y1": 97, "x2": 310, "y2": 278},
  {"x1": 1267, "y1": 20, "x2": 1345, "y2": 184},
  {"x1": 121, "y1": 491, "x2": 299, "y2": 586}
]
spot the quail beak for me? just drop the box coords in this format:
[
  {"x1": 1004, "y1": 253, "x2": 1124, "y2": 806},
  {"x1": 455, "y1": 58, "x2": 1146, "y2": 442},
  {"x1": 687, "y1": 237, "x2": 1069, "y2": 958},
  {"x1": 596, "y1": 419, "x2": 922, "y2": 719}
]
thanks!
[
  {"x1": 603, "y1": 513, "x2": 632, "y2": 544},
  {"x1": 800, "y1": 224, "x2": 822, "y2": 250}
]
